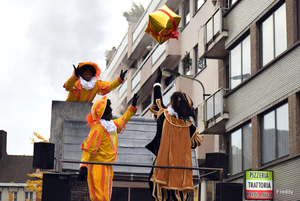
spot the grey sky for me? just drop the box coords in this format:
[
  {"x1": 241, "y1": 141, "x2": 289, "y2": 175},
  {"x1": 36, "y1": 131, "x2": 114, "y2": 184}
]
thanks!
[{"x1": 0, "y1": 0, "x2": 150, "y2": 155}]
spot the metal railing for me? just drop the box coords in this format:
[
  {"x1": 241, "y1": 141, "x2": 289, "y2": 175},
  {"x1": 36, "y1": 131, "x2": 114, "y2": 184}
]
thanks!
[
  {"x1": 205, "y1": 88, "x2": 224, "y2": 122},
  {"x1": 58, "y1": 160, "x2": 224, "y2": 181},
  {"x1": 118, "y1": 79, "x2": 127, "y2": 98},
  {"x1": 152, "y1": 43, "x2": 166, "y2": 66},
  {"x1": 205, "y1": 7, "x2": 223, "y2": 45},
  {"x1": 162, "y1": 81, "x2": 176, "y2": 106},
  {"x1": 102, "y1": 33, "x2": 128, "y2": 80}
]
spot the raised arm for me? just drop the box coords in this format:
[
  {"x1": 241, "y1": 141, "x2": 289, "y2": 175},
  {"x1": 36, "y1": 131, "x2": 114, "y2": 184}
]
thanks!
[
  {"x1": 96, "y1": 70, "x2": 128, "y2": 95},
  {"x1": 153, "y1": 68, "x2": 166, "y2": 109},
  {"x1": 113, "y1": 93, "x2": 139, "y2": 133}
]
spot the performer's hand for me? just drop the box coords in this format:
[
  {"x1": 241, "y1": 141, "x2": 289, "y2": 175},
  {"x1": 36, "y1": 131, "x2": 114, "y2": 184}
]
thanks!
[
  {"x1": 132, "y1": 93, "x2": 139, "y2": 107},
  {"x1": 78, "y1": 167, "x2": 87, "y2": 181},
  {"x1": 155, "y1": 68, "x2": 162, "y2": 83},
  {"x1": 73, "y1": 64, "x2": 80, "y2": 78},
  {"x1": 120, "y1": 70, "x2": 128, "y2": 81}
]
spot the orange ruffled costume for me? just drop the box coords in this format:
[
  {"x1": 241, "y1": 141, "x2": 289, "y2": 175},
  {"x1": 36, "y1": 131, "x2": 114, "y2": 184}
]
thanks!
[
  {"x1": 80, "y1": 96, "x2": 137, "y2": 201},
  {"x1": 63, "y1": 62, "x2": 124, "y2": 102}
]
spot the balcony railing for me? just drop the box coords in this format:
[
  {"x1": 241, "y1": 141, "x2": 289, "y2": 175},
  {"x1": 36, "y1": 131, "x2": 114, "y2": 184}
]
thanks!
[
  {"x1": 102, "y1": 33, "x2": 128, "y2": 80},
  {"x1": 199, "y1": 7, "x2": 228, "y2": 59},
  {"x1": 132, "y1": 0, "x2": 162, "y2": 45},
  {"x1": 205, "y1": 8, "x2": 222, "y2": 44},
  {"x1": 119, "y1": 80, "x2": 127, "y2": 98},
  {"x1": 162, "y1": 81, "x2": 176, "y2": 106},
  {"x1": 206, "y1": 88, "x2": 223, "y2": 121},
  {"x1": 131, "y1": 70, "x2": 141, "y2": 91},
  {"x1": 198, "y1": 88, "x2": 229, "y2": 134},
  {"x1": 152, "y1": 43, "x2": 166, "y2": 66}
]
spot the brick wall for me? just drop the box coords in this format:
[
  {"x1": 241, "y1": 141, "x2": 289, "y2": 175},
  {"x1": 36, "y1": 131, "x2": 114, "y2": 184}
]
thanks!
[{"x1": 70, "y1": 175, "x2": 89, "y2": 201}]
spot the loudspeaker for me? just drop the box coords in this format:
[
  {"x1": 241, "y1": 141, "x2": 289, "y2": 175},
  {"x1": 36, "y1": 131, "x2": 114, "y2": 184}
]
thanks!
[
  {"x1": 216, "y1": 183, "x2": 243, "y2": 201},
  {"x1": 33, "y1": 142, "x2": 54, "y2": 169},
  {"x1": 204, "y1": 153, "x2": 228, "y2": 180},
  {"x1": 42, "y1": 173, "x2": 71, "y2": 201}
]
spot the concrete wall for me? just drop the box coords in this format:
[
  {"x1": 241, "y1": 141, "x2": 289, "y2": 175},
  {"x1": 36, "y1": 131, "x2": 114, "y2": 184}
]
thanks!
[{"x1": 50, "y1": 101, "x2": 92, "y2": 169}]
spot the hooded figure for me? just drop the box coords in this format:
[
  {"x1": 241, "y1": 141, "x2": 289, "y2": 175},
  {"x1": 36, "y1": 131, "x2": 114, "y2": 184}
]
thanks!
[
  {"x1": 80, "y1": 94, "x2": 139, "y2": 201},
  {"x1": 63, "y1": 62, "x2": 127, "y2": 102},
  {"x1": 146, "y1": 68, "x2": 204, "y2": 201}
]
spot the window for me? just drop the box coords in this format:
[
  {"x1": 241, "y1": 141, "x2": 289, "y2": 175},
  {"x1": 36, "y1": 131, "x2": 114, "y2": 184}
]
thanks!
[
  {"x1": 165, "y1": 67, "x2": 177, "y2": 87},
  {"x1": 230, "y1": 35, "x2": 250, "y2": 89},
  {"x1": 226, "y1": 0, "x2": 237, "y2": 8},
  {"x1": 142, "y1": 94, "x2": 152, "y2": 111},
  {"x1": 194, "y1": 46, "x2": 206, "y2": 74},
  {"x1": 184, "y1": 0, "x2": 190, "y2": 26},
  {"x1": 230, "y1": 123, "x2": 252, "y2": 175},
  {"x1": 130, "y1": 61, "x2": 137, "y2": 69},
  {"x1": 165, "y1": 75, "x2": 175, "y2": 87},
  {"x1": 262, "y1": 103, "x2": 289, "y2": 164},
  {"x1": 25, "y1": 192, "x2": 33, "y2": 201},
  {"x1": 11, "y1": 192, "x2": 17, "y2": 201},
  {"x1": 183, "y1": 53, "x2": 192, "y2": 75},
  {"x1": 261, "y1": 3, "x2": 286, "y2": 66},
  {"x1": 195, "y1": 0, "x2": 205, "y2": 12}
]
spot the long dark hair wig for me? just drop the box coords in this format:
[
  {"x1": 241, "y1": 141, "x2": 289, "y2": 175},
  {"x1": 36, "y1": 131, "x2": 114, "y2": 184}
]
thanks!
[{"x1": 170, "y1": 91, "x2": 196, "y2": 121}]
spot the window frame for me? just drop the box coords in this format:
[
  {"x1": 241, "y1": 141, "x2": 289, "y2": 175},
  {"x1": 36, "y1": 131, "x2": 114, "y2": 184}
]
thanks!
[
  {"x1": 25, "y1": 191, "x2": 33, "y2": 201},
  {"x1": 12, "y1": 192, "x2": 17, "y2": 201},
  {"x1": 230, "y1": 122, "x2": 252, "y2": 176},
  {"x1": 194, "y1": 0, "x2": 206, "y2": 14},
  {"x1": 261, "y1": 102, "x2": 289, "y2": 165},
  {"x1": 194, "y1": 45, "x2": 207, "y2": 75},
  {"x1": 183, "y1": 0, "x2": 190, "y2": 26},
  {"x1": 141, "y1": 94, "x2": 152, "y2": 111},
  {"x1": 229, "y1": 34, "x2": 251, "y2": 89},
  {"x1": 183, "y1": 52, "x2": 192, "y2": 75},
  {"x1": 260, "y1": 2, "x2": 287, "y2": 68}
]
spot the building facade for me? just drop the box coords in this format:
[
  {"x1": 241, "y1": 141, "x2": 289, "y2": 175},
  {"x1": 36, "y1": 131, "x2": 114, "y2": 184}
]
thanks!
[{"x1": 101, "y1": 0, "x2": 300, "y2": 200}]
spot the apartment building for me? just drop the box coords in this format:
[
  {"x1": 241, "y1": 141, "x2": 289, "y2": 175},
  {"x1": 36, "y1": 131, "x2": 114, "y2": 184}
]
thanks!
[{"x1": 101, "y1": 0, "x2": 300, "y2": 200}]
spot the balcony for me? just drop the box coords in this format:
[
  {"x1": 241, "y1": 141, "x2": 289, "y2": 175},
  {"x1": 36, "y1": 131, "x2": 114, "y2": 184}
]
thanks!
[
  {"x1": 128, "y1": 0, "x2": 163, "y2": 60},
  {"x1": 102, "y1": 33, "x2": 129, "y2": 80},
  {"x1": 151, "y1": 36, "x2": 181, "y2": 70},
  {"x1": 118, "y1": 80, "x2": 127, "y2": 99},
  {"x1": 198, "y1": 7, "x2": 229, "y2": 59},
  {"x1": 197, "y1": 88, "x2": 229, "y2": 134},
  {"x1": 162, "y1": 81, "x2": 176, "y2": 106}
]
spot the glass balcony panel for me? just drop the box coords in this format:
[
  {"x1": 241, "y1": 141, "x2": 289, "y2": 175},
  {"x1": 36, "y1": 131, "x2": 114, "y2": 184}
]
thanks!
[
  {"x1": 206, "y1": 18, "x2": 213, "y2": 43},
  {"x1": 118, "y1": 80, "x2": 127, "y2": 98},
  {"x1": 152, "y1": 44, "x2": 165, "y2": 65},
  {"x1": 213, "y1": 9, "x2": 221, "y2": 36},
  {"x1": 163, "y1": 83, "x2": 176, "y2": 106},
  {"x1": 103, "y1": 33, "x2": 128, "y2": 79},
  {"x1": 131, "y1": 71, "x2": 141, "y2": 91},
  {"x1": 214, "y1": 90, "x2": 222, "y2": 116},
  {"x1": 206, "y1": 96, "x2": 214, "y2": 120}
]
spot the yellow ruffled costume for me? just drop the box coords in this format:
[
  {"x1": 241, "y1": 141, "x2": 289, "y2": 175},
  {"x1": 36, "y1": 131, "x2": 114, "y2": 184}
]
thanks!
[
  {"x1": 80, "y1": 96, "x2": 137, "y2": 201},
  {"x1": 63, "y1": 62, "x2": 124, "y2": 102}
]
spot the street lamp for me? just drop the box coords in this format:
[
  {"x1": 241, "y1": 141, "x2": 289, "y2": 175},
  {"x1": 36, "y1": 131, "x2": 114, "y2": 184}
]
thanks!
[{"x1": 162, "y1": 68, "x2": 210, "y2": 100}]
